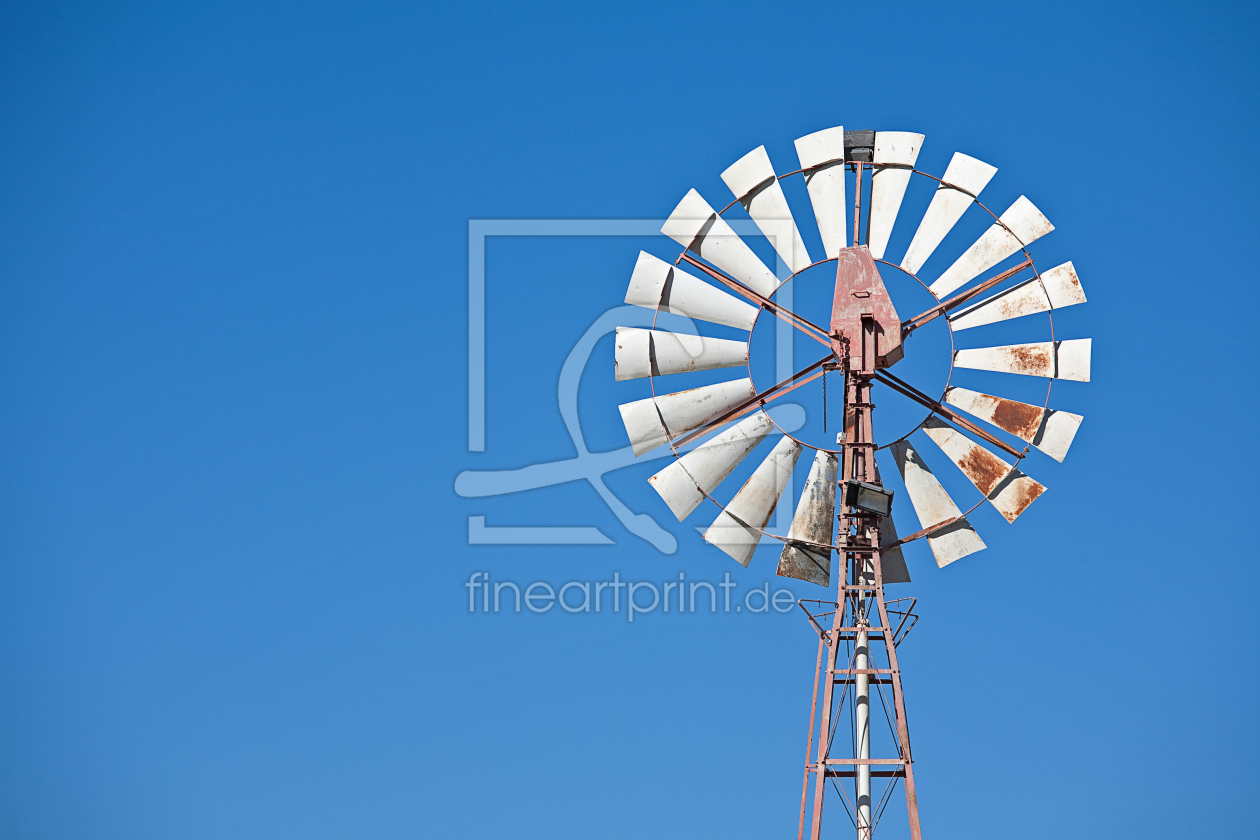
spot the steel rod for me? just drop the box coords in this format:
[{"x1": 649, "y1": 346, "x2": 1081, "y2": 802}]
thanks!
[
  {"x1": 799, "y1": 637, "x2": 825, "y2": 840},
  {"x1": 677, "y1": 252, "x2": 832, "y2": 346},
  {"x1": 672, "y1": 353, "x2": 833, "y2": 448},
  {"x1": 900, "y1": 259, "x2": 1034, "y2": 336}
]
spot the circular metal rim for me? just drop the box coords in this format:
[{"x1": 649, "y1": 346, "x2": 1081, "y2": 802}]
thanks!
[{"x1": 643, "y1": 161, "x2": 1057, "y2": 552}]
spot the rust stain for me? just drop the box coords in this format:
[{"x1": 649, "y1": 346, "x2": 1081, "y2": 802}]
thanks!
[
  {"x1": 957, "y1": 446, "x2": 1008, "y2": 496},
  {"x1": 996, "y1": 297, "x2": 1023, "y2": 319},
  {"x1": 992, "y1": 398, "x2": 1044, "y2": 441},
  {"x1": 1000, "y1": 477, "x2": 1046, "y2": 523},
  {"x1": 777, "y1": 544, "x2": 830, "y2": 587},
  {"x1": 1004, "y1": 344, "x2": 1052, "y2": 376}
]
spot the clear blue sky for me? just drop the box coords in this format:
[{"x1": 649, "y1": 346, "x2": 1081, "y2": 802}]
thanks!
[{"x1": 1, "y1": 2, "x2": 1257, "y2": 839}]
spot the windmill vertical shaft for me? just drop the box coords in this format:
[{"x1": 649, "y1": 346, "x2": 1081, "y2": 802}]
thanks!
[{"x1": 802, "y1": 301, "x2": 921, "y2": 840}]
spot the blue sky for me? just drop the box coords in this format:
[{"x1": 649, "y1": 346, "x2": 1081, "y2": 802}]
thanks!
[{"x1": 1, "y1": 2, "x2": 1257, "y2": 838}]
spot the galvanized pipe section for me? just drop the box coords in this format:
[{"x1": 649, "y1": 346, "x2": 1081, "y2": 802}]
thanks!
[{"x1": 855, "y1": 594, "x2": 872, "y2": 838}]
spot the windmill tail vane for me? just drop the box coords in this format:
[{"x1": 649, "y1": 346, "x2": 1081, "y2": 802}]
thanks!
[{"x1": 610, "y1": 126, "x2": 1091, "y2": 838}]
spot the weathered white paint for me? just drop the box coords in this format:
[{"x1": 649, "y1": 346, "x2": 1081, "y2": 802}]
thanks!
[
  {"x1": 1055, "y1": 338, "x2": 1091, "y2": 382},
  {"x1": 899, "y1": 152, "x2": 998, "y2": 276},
  {"x1": 928, "y1": 196, "x2": 1054, "y2": 299},
  {"x1": 949, "y1": 261, "x2": 1087, "y2": 331},
  {"x1": 921, "y1": 417, "x2": 1046, "y2": 524},
  {"x1": 703, "y1": 436, "x2": 802, "y2": 567},
  {"x1": 618, "y1": 377, "x2": 755, "y2": 456},
  {"x1": 867, "y1": 131, "x2": 924, "y2": 260},
  {"x1": 625, "y1": 251, "x2": 758, "y2": 331},
  {"x1": 954, "y1": 338, "x2": 1091, "y2": 382},
  {"x1": 877, "y1": 515, "x2": 911, "y2": 584},
  {"x1": 794, "y1": 126, "x2": 848, "y2": 258},
  {"x1": 1040, "y1": 261, "x2": 1088, "y2": 308},
  {"x1": 943, "y1": 386, "x2": 1083, "y2": 463},
  {"x1": 648, "y1": 411, "x2": 774, "y2": 521},
  {"x1": 777, "y1": 451, "x2": 839, "y2": 587},
  {"x1": 1034, "y1": 409, "x2": 1085, "y2": 464},
  {"x1": 614, "y1": 327, "x2": 654, "y2": 381},
  {"x1": 721, "y1": 146, "x2": 813, "y2": 274},
  {"x1": 661, "y1": 189, "x2": 779, "y2": 298},
  {"x1": 890, "y1": 438, "x2": 986, "y2": 567},
  {"x1": 614, "y1": 328, "x2": 748, "y2": 381},
  {"x1": 950, "y1": 277, "x2": 1052, "y2": 331}
]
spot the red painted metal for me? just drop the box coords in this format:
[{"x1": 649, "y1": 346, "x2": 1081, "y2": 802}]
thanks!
[{"x1": 830, "y1": 247, "x2": 903, "y2": 369}]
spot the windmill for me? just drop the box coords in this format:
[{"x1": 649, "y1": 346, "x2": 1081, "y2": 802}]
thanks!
[{"x1": 612, "y1": 126, "x2": 1089, "y2": 839}]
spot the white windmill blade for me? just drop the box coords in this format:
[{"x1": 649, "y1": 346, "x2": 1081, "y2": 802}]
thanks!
[
  {"x1": 618, "y1": 377, "x2": 755, "y2": 456},
  {"x1": 877, "y1": 515, "x2": 911, "y2": 584},
  {"x1": 944, "y1": 386, "x2": 1083, "y2": 463},
  {"x1": 648, "y1": 411, "x2": 775, "y2": 521},
  {"x1": 954, "y1": 338, "x2": 1091, "y2": 382},
  {"x1": 921, "y1": 417, "x2": 1046, "y2": 524},
  {"x1": 950, "y1": 261, "x2": 1087, "y2": 331},
  {"x1": 866, "y1": 131, "x2": 924, "y2": 260},
  {"x1": 721, "y1": 146, "x2": 814, "y2": 274},
  {"x1": 625, "y1": 251, "x2": 758, "y2": 331},
  {"x1": 662, "y1": 189, "x2": 779, "y2": 298},
  {"x1": 794, "y1": 126, "x2": 848, "y2": 258},
  {"x1": 777, "y1": 450, "x2": 839, "y2": 587},
  {"x1": 928, "y1": 196, "x2": 1054, "y2": 299},
  {"x1": 890, "y1": 438, "x2": 986, "y2": 567},
  {"x1": 871, "y1": 462, "x2": 910, "y2": 583},
  {"x1": 614, "y1": 328, "x2": 748, "y2": 381},
  {"x1": 703, "y1": 436, "x2": 802, "y2": 566},
  {"x1": 900, "y1": 152, "x2": 998, "y2": 275}
]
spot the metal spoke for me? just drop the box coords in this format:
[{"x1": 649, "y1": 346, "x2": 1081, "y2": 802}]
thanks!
[
  {"x1": 873, "y1": 369, "x2": 1023, "y2": 459},
  {"x1": 678, "y1": 253, "x2": 833, "y2": 347},
  {"x1": 901, "y1": 258, "x2": 1033, "y2": 336},
  {"x1": 672, "y1": 352, "x2": 835, "y2": 448}
]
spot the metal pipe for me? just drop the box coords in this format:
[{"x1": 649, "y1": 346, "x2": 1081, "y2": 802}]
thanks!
[{"x1": 855, "y1": 556, "x2": 872, "y2": 839}]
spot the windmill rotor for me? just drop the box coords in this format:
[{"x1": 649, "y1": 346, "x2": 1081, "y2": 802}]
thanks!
[{"x1": 611, "y1": 125, "x2": 1090, "y2": 839}]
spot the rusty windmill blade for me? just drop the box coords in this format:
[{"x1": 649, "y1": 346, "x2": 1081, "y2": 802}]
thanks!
[
  {"x1": 944, "y1": 386, "x2": 1084, "y2": 463},
  {"x1": 949, "y1": 261, "x2": 1087, "y2": 331},
  {"x1": 793, "y1": 126, "x2": 848, "y2": 258},
  {"x1": 900, "y1": 152, "x2": 998, "y2": 276},
  {"x1": 920, "y1": 417, "x2": 1046, "y2": 524},
  {"x1": 618, "y1": 377, "x2": 755, "y2": 456},
  {"x1": 866, "y1": 131, "x2": 924, "y2": 260},
  {"x1": 890, "y1": 438, "x2": 987, "y2": 567},
  {"x1": 954, "y1": 338, "x2": 1091, "y2": 382},
  {"x1": 777, "y1": 450, "x2": 840, "y2": 587},
  {"x1": 928, "y1": 196, "x2": 1054, "y2": 299},
  {"x1": 624, "y1": 251, "x2": 759, "y2": 331},
  {"x1": 703, "y1": 436, "x2": 803, "y2": 566},
  {"x1": 647, "y1": 412, "x2": 777, "y2": 521},
  {"x1": 721, "y1": 146, "x2": 814, "y2": 274},
  {"x1": 662, "y1": 189, "x2": 780, "y2": 298},
  {"x1": 614, "y1": 328, "x2": 748, "y2": 381}
]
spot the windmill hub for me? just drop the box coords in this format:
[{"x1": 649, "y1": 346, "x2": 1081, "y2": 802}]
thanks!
[{"x1": 829, "y1": 245, "x2": 903, "y2": 370}]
